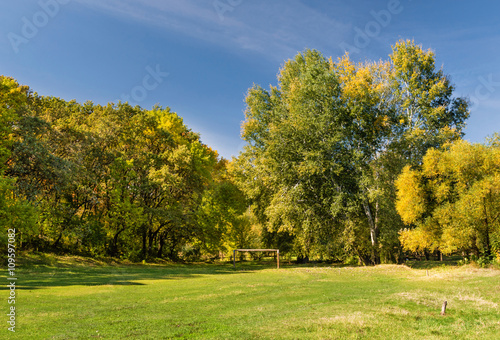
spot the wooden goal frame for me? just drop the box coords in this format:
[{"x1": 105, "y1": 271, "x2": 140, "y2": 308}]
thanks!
[{"x1": 233, "y1": 249, "x2": 280, "y2": 269}]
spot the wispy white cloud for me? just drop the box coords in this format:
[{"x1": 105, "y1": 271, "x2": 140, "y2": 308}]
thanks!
[{"x1": 74, "y1": 0, "x2": 351, "y2": 61}]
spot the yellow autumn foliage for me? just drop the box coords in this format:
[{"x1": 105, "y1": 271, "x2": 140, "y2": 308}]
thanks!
[
  {"x1": 397, "y1": 139, "x2": 500, "y2": 256},
  {"x1": 395, "y1": 166, "x2": 426, "y2": 225}
]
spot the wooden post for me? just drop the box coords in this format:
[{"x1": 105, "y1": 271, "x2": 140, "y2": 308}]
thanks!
[
  {"x1": 277, "y1": 250, "x2": 280, "y2": 269},
  {"x1": 233, "y1": 250, "x2": 236, "y2": 269},
  {"x1": 441, "y1": 301, "x2": 447, "y2": 315}
]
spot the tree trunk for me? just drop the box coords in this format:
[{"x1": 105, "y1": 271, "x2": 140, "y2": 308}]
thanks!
[
  {"x1": 482, "y1": 195, "x2": 492, "y2": 258},
  {"x1": 363, "y1": 200, "x2": 380, "y2": 265},
  {"x1": 168, "y1": 235, "x2": 178, "y2": 260},
  {"x1": 52, "y1": 232, "x2": 63, "y2": 249},
  {"x1": 110, "y1": 227, "x2": 125, "y2": 257},
  {"x1": 435, "y1": 250, "x2": 443, "y2": 261},
  {"x1": 141, "y1": 226, "x2": 147, "y2": 259},
  {"x1": 471, "y1": 234, "x2": 480, "y2": 257},
  {"x1": 148, "y1": 228, "x2": 162, "y2": 257},
  {"x1": 355, "y1": 248, "x2": 371, "y2": 266},
  {"x1": 484, "y1": 227, "x2": 491, "y2": 258},
  {"x1": 157, "y1": 234, "x2": 165, "y2": 258}
]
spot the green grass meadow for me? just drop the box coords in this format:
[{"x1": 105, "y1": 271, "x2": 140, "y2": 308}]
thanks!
[{"x1": 2, "y1": 254, "x2": 500, "y2": 339}]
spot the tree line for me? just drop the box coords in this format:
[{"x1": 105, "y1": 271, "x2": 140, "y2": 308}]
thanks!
[
  {"x1": 1, "y1": 40, "x2": 499, "y2": 264},
  {"x1": 0, "y1": 76, "x2": 250, "y2": 260}
]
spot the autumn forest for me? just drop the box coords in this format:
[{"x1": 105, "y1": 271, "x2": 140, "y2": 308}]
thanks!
[{"x1": 1, "y1": 40, "x2": 499, "y2": 265}]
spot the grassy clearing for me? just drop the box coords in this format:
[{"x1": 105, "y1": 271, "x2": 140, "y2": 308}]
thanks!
[{"x1": 2, "y1": 253, "x2": 500, "y2": 339}]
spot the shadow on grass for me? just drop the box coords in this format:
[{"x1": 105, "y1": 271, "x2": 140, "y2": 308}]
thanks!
[
  {"x1": 404, "y1": 259, "x2": 459, "y2": 269},
  {"x1": 1, "y1": 259, "x2": 274, "y2": 290},
  {"x1": 4, "y1": 261, "x2": 347, "y2": 290},
  {"x1": 1, "y1": 253, "x2": 423, "y2": 289}
]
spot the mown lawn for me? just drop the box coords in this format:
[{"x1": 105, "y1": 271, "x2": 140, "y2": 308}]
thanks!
[{"x1": 2, "y1": 254, "x2": 500, "y2": 339}]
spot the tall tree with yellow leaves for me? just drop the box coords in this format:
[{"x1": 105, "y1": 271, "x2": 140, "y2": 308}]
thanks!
[{"x1": 396, "y1": 139, "x2": 500, "y2": 260}]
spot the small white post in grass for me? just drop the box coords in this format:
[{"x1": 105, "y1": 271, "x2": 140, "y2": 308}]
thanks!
[{"x1": 441, "y1": 301, "x2": 447, "y2": 315}]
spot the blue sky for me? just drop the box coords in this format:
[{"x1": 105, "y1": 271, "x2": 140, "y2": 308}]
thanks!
[{"x1": 1, "y1": 0, "x2": 500, "y2": 159}]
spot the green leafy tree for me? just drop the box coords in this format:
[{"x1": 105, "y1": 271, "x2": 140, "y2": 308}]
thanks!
[
  {"x1": 196, "y1": 158, "x2": 250, "y2": 257},
  {"x1": 0, "y1": 76, "x2": 39, "y2": 248},
  {"x1": 236, "y1": 41, "x2": 469, "y2": 264},
  {"x1": 237, "y1": 49, "x2": 371, "y2": 261}
]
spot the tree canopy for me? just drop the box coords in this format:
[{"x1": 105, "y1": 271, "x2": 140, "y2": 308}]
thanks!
[
  {"x1": 4, "y1": 40, "x2": 497, "y2": 265},
  {"x1": 235, "y1": 40, "x2": 469, "y2": 264}
]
